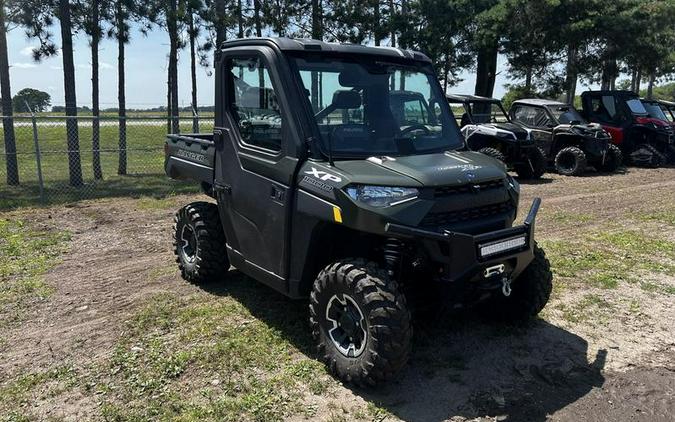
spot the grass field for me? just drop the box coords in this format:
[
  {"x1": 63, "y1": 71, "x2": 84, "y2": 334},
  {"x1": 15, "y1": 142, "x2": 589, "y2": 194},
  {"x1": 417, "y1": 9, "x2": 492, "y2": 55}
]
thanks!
[
  {"x1": 0, "y1": 117, "x2": 210, "y2": 208},
  {"x1": 0, "y1": 168, "x2": 673, "y2": 421}
]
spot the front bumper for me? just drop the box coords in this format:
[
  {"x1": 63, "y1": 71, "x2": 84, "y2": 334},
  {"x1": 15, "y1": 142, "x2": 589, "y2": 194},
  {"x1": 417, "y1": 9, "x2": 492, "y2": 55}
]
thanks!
[{"x1": 385, "y1": 198, "x2": 541, "y2": 284}]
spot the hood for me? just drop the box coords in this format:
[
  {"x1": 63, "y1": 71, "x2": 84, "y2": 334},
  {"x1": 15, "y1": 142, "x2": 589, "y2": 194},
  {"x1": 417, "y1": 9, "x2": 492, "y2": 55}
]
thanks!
[
  {"x1": 335, "y1": 151, "x2": 507, "y2": 187},
  {"x1": 555, "y1": 123, "x2": 610, "y2": 138},
  {"x1": 488, "y1": 122, "x2": 530, "y2": 140},
  {"x1": 635, "y1": 116, "x2": 672, "y2": 128}
]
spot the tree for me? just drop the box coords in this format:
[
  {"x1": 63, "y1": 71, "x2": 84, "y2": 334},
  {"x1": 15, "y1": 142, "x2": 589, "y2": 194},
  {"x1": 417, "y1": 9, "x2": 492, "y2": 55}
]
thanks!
[
  {"x1": 12, "y1": 87, "x2": 51, "y2": 112},
  {"x1": 0, "y1": 0, "x2": 19, "y2": 185},
  {"x1": 80, "y1": 0, "x2": 108, "y2": 180},
  {"x1": 17, "y1": 0, "x2": 83, "y2": 186}
]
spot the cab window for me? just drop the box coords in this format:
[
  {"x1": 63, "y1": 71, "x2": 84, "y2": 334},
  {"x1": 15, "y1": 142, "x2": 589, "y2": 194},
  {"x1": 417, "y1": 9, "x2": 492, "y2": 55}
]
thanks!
[{"x1": 227, "y1": 57, "x2": 283, "y2": 152}]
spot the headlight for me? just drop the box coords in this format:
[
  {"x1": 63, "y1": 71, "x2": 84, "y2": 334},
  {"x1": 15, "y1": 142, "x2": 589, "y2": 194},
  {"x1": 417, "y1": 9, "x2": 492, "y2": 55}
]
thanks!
[
  {"x1": 506, "y1": 175, "x2": 520, "y2": 194},
  {"x1": 345, "y1": 185, "x2": 419, "y2": 207}
]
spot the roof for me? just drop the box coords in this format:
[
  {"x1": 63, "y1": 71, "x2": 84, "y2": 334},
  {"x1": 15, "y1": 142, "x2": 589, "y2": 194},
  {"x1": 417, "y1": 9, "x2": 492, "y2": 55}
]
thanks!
[
  {"x1": 657, "y1": 99, "x2": 675, "y2": 107},
  {"x1": 446, "y1": 94, "x2": 500, "y2": 103},
  {"x1": 220, "y1": 37, "x2": 432, "y2": 63},
  {"x1": 581, "y1": 90, "x2": 638, "y2": 97},
  {"x1": 511, "y1": 98, "x2": 567, "y2": 107}
]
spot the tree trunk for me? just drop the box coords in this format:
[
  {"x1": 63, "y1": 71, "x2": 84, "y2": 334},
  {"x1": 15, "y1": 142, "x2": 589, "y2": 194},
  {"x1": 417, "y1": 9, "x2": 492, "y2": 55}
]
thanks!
[
  {"x1": 564, "y1": 43, "x2": 578, "y2": 104},
  {"x1": 647, "y1": 72, "x2": 655, "y2": 99},
  {"x1": 630, "y1": 68, "x2": 637, "y2": 93},
  {"x1": 237, "y1": 0, "x2": 244, "y2": 38},
  {"x1": 189, "y1": 11, "x2": 199, "y2": 133},
  {"x1": 636, "y1": 68, "x2": 642, "y2": 94},
  {"x1": 474, "y1": 42, "x2": 498, "y2": 98},
  {"x1": 91, "y1": 0, "x2": 102, "y2": 180},
  {"x1": 373, "y1": 0, "x2": 381, "y2": 46},
  {"x1": 0, "y1": 0, "x2": 18, "y2": 185},
  {"x1": 389, "y1": 0, "x2": 395, "y2": 48},
  {"x1": 525, "y1": 67, "x2": 533, "y2": 94},
  {"x1": 168, "y1": 0, "x2": 180, "y2": 134},
  {"x1": 117, "y1": 0, "x2": 127, "y2": 175},
  {"x1": 215, "y1": 0, "x2": 227, "y2": 46},
  {"x1": 59, "y1": 0, "x2": 83, "y2": 187},
  {"x1": 253, "y1": 0, "x2": 262, "y2": 37}
]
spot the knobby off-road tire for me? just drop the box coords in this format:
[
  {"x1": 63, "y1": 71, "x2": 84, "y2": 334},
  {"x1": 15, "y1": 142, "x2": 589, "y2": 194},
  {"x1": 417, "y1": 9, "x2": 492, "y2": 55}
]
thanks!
[
  {"x1": 515, "y1": 147, "x2": 546, "y2": 180},
  {"x1": 309, "y1": 259, "x2": 412, "y2": 386},
  {"x1": 554, "y1": 146, "x2": 587, "y2": 176},
  {"x1": 173, "y1": 202, "x2": 229, "y2": 284},
  {"x1": 484, "y1": 244, "x2": 553, "y2": 322},
  {"x1": 598, "y1": 143, "x2": 623, "y2": 173},
  {"x1": 479, "y1": 147, "x2": 506, "y2": 164},
  {"x1": 628, "y1": 144, "x2": 664, "y2": 168}
]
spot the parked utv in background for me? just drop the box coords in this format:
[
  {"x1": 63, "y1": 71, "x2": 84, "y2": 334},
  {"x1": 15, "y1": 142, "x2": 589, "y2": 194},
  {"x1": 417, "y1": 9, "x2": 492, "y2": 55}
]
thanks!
[
  {"x1": 165, "y1": 38, "x2": 553, "y2": 386},
  {"x1": 580, "y1": 90, "x2": 674, "y2": 166},
  {"x1": 446, "y1": 94, "x2": 546, "y2": 179},
  {"x1": 510, "y1": 99, "x2": 621, "y2": 176},
  {"x1": 642, "y1": 98, "x2": 675, "y2": 130},
  {"x1": 656, "y1": 99, "x2": 675, "y2": 122}
]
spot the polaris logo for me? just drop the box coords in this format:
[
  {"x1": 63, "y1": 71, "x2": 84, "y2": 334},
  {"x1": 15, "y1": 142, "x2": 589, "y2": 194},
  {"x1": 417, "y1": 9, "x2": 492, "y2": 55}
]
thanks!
[{"x1": 305, "y1": 167, "x2": 342, "y2": 183}]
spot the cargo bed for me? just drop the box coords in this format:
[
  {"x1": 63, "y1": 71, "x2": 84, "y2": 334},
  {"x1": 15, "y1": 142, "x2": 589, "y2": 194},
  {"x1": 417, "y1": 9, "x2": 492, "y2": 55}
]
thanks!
[{"x1": 164, "y1": 133, "x2": 215, "y2": 184}]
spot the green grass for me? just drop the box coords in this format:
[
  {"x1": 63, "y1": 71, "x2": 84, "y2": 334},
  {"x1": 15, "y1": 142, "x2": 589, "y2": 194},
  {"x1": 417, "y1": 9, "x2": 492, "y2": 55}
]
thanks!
[
  {"x1": 557, "y1": 293, "x2": 614, "y2": 324},
  {"x1": 543, "y1": 228, "x2": 675, "y2": 290},
  {"x1": 1, "y1": 118, "x2": 206, "y2": 209},
  {"x1": 96, "y1": 289, "x2": 333, "y2": 421},
  {"x1": 0, "y1": 218, "x2": 70, "y2": 326}
]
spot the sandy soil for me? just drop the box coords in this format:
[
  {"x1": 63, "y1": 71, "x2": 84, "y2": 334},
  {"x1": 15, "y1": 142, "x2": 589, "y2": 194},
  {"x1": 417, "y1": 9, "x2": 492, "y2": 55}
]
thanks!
[{"x1": 1, "y1": 166, "x2": 674, "y2": 421}]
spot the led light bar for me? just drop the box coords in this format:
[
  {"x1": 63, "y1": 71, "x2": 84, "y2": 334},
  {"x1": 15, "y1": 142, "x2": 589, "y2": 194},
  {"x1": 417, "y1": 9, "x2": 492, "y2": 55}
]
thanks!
[{"x1": 479, "y1": 235, "x2": 527, "y2": 258}]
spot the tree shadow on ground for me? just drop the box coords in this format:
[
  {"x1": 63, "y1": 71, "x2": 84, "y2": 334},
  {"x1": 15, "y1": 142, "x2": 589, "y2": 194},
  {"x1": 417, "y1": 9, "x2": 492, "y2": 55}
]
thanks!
[{"x1": 200, "y1": 272, "x2": 605, "y2": 422}]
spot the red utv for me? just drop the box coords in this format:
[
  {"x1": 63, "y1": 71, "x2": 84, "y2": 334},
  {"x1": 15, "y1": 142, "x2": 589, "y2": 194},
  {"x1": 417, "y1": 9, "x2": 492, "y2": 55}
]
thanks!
[{"x1": 580, "y1": 90, "x2": 675, "y2": 166}]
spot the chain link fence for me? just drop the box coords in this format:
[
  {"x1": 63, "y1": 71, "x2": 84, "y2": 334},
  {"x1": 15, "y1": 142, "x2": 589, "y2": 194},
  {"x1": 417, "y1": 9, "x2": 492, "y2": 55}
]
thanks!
[{"x1": 0, "y1": 115, "x2": 214, "y2": 209}]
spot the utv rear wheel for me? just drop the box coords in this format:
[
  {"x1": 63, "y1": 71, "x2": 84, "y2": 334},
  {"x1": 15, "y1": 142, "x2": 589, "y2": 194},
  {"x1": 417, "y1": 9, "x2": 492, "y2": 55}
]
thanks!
[
  {"x1": 515, "y1": 147, "x2": 546, "y2": 179},
  {"x1": 554, "y1": 146, "x2": 587, "y2": 176},
  {"x1": 309, "y1": 259, "x2": 412, "y2": 386},
  {"x1": 479, "y1": 147, "x2": 506, "y2": 163},
  {"x1": 483, "y1": 244, "x2": 553, "y2": 322},
  {"x1": 598, "y1": 144, "x2": 623, "y2": 173},
  {"x1": 173, "y1": 202, "x2": 229, "y2": 284}
]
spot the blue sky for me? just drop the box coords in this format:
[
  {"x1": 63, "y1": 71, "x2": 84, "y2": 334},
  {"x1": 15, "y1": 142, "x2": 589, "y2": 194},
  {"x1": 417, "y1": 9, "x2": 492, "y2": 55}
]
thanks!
[{"x1": 6, "y1": 23, "x2": 595, "y2": 109}]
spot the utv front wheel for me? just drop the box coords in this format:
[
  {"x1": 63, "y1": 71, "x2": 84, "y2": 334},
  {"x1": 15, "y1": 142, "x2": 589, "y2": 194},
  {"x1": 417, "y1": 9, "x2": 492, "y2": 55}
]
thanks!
[
  {"x1": 515, "y1": 147, "x2": 546, "y2": 179},
  {"x1": 309, "y1": 259, "x2": 412, "y2": 386},
  {"x1": 483, "y1": 244, "x2": 553, "y2": 321},
  {"x1": 554, "y1": 146, "x2": 587, "y2": 176},
  {"x1": 598, "y1": 144, "x2": 623, "y2": 173},
  {"x1": 173, "y1": 202, "x2": 229, "y2": 284}
]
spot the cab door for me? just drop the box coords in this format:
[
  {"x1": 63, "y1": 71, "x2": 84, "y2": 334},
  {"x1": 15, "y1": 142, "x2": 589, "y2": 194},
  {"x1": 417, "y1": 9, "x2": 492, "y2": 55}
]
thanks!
[
  {"x1": 213, "y1": 47, "x2": 302, "y2": 290},
  {"x1": 511, "y1": 105, "x2": 554, "y2": 154}
]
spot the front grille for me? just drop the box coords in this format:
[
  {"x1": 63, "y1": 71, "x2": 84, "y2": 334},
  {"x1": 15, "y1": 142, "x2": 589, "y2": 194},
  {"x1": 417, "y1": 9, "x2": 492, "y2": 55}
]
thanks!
[
  {"x1": 420, "y1": 201, "x2": 515, "y2": 227},
  {"x1": 433, "y1": 179, "x2": 505, "y2": 198}
]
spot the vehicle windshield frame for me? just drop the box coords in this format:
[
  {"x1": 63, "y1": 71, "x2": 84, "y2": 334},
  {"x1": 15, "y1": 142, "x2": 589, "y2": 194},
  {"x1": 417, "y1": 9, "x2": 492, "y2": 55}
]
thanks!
[
  {"x1": 642, "y1": 101, "x2": 669, "y2": 121},
  {"x1": 625, "y1": 97, "x2": 648, "y2": 116},
  {"x1": 547, "y1": 105, "x2": 586, "y2": 125},
  {"x1": 288, "y1": 53, "x2": 464, "y2": 160},
  {"x1": 468, "y1": 100, "x2": 511, "y2": 123}
]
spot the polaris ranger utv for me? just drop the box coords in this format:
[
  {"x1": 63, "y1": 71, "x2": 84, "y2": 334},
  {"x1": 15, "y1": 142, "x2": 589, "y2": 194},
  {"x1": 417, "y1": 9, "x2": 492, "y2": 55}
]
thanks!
[
  {"x1": 510, "y1": 99, "x2": 621, "y2": 176},
  {"x1": 580, "y1": 90, "x2": 675, "y2": 166},
  {"x1": 446, "y1": 94, "x2": 546, "y2": 179},
  {"x1": 165, "y1": 38, "x2": 552, "y2": 386}
]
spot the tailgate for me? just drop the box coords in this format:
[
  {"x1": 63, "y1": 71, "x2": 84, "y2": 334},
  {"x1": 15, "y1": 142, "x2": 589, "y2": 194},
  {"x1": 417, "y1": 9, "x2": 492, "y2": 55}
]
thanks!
[{"x1": 165, "y1": 133, "x2": 215, "y2": 183}]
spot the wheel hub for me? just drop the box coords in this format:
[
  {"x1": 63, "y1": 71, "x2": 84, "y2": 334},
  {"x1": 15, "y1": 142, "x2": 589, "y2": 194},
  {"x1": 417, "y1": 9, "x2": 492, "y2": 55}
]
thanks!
[
  {"x1": 325, "y1": 294, "x2": 367, "y2": 358},
  {"x1": 180, "y1": 224, "x2": 197, "y2": 263}
]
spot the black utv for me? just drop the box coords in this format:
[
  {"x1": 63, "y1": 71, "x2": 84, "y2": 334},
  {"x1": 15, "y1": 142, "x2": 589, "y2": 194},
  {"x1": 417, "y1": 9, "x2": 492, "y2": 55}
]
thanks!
[
  {"x1": 510, "y1": 99, "x2": 622, "y2": 176},
  {"x1": 580, "y1": 90, "x2": 674, "y2": 166},
  {"x1": 165, "y1": 38, "x2": 553, "y2": 386},
  {"x1": 446, "y1": 94, "x2": 546, "y2": 179}
]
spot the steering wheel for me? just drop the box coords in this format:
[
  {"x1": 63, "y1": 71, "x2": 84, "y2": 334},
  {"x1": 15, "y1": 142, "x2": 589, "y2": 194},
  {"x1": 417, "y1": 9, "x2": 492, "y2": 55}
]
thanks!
[{"x1": 399, "y1": 124, "x2": 431, "y2": 136}]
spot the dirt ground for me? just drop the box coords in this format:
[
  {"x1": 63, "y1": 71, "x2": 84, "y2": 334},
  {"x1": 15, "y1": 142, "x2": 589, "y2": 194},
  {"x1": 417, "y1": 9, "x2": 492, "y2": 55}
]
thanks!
[{"x1": 1, "y1": 167, "x2": 674, "y2": 421}]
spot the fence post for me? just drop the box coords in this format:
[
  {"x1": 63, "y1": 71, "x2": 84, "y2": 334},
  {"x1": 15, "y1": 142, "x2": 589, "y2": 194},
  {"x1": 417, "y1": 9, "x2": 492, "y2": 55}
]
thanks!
[{"x1": 26, "y1": 101, "x2": 45, "y2": 203}]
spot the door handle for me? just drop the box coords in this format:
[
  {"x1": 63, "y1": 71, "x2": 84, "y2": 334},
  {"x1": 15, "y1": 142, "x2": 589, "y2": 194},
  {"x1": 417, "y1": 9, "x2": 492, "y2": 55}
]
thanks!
[{"x1": 270, "y1": 186, "x2": 285, "y2": 202}]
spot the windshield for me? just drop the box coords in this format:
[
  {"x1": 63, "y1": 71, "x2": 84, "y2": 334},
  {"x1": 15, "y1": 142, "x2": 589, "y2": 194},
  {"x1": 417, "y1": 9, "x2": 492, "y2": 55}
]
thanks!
[
  {"x1": 642, "y1": 102, "x2": 668, "y2": 121},
  {"x1": 468, "y1": 101, "x2": 509, "y2": 124},
  {"x1": 626, "y1": 98, "x2": 648, "y2": 115},
  {"x1": 292, "y1": 57, "x2": 463, "y2": 158},
  {"x1": 549, "y1": 105, "x2": 586, "y2": 124}
]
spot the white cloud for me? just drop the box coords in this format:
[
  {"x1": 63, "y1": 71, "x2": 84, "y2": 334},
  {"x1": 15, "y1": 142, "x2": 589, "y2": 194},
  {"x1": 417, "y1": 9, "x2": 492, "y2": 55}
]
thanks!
[
  {"x1": 50, "y1": 65, "x2": 62, "y2": 70},
  {"x1": 20, "y1": 46, "x2": 37, "y2": 56},
  {"x1": 11, "y1": 62, "x2": 37, "y2": 69},
  {"x1": 100, "y1": 61, "x2": 113, "y2": 70}
]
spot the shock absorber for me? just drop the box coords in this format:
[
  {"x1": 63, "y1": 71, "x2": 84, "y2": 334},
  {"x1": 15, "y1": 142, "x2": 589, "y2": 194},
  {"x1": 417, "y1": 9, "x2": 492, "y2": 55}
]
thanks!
[{"x1": 383, "y1": 238, "x2": 403, "y2": 277}]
